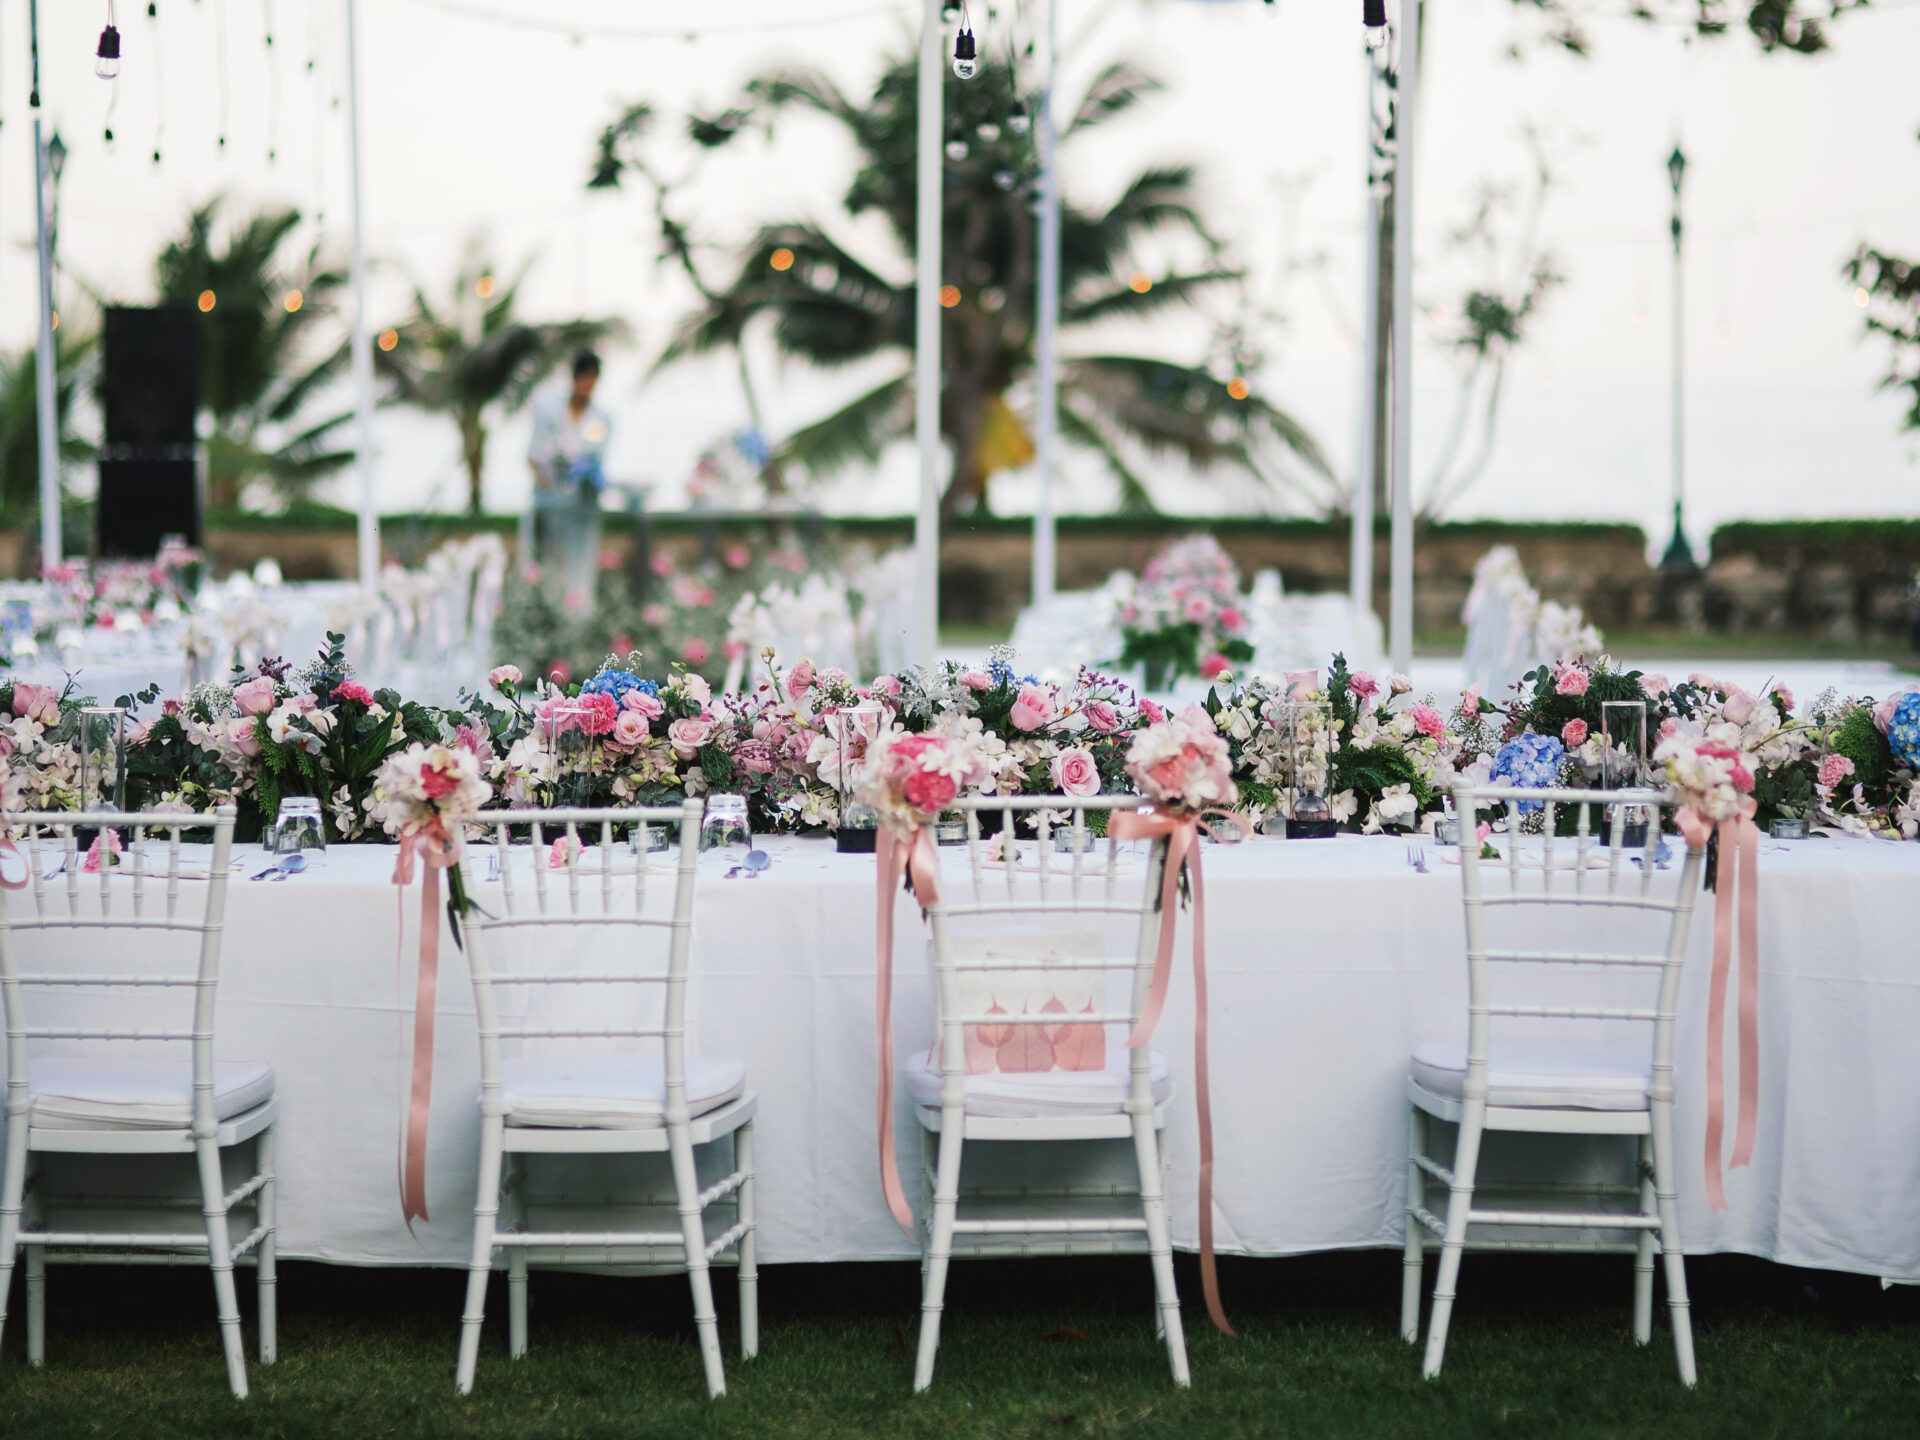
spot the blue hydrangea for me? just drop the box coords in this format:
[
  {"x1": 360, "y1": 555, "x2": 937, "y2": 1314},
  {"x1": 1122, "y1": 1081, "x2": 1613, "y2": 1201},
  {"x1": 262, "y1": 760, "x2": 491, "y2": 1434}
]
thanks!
[
  {"x1": 1490, "y1": 732, "x2": 1565, "y2": 813},
  {"x1": 1889, "y1": 692, "x2": 1920, "y2": 770},
  {"x1": 580, "y1": 670, "x2": 658, "y2": 700}
]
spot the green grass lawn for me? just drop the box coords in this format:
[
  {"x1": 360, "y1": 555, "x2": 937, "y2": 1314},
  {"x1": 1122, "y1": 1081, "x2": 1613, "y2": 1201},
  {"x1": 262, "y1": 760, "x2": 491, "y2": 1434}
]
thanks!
[{"x1": 2, "y1": 1252, "x2": 1914, "y2": 1439}]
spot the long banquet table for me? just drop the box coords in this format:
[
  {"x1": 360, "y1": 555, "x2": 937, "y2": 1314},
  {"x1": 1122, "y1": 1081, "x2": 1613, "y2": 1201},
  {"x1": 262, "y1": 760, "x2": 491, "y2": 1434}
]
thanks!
[{"x1": 21, "y1": 832, "x2": 1920, "y2": 1282}]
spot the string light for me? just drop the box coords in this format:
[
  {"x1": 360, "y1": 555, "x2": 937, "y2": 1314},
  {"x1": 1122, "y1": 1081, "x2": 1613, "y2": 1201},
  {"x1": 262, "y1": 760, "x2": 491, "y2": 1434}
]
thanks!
[
  {"x1": 476, "y1": 274, "x2": 496, "y2": 299},
  {"x1": 284, "y1": 289, "x2": 303, "y2": 313},
  {"x1": 952, "y1": 2, "x2": 977, "y2": 80},
  {"x1": 1227, "y1": 378, "x2": 1250, "y2": 400},
  {"x1": 938, "y1": 285, "x2": 961, "y2": 308},
  {"x1": 1007, "y1": 100, "x2": 1029, "y2": 136},
  {"x1": 97, "y1": 3, "x2": 123, "y2": 79},
  {"x1": 198, "y1": 289, "x2": 217, "y2": 312},
  {"x1": 1853, "y1": 287, "x2": 1870, "y2": 308},
  {"x1": 945, "y1": 125, "x2": 968, "y2": 162},
  {"x1": 1363, "y1": 0, "x2": 1389, "y2": 49},
  {"x1": 769, "y1": 248, "x2": 795, "y2": 271},
  {"x1": 378, "y1": 328, "x2": 399, "y2": 351},
  {"x1": 975, "y1": 118, "x2": 1000, "y2": 143},
  {"x1": 1129, "y1": 273, "x2": 1153, "y2": 294}
]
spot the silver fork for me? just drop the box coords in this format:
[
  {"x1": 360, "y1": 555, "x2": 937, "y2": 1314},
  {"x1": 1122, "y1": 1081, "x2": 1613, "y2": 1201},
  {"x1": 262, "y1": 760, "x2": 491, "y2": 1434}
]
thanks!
[{"x1": 1405, "y1": 840, "x2": 1429, "y2": 874}]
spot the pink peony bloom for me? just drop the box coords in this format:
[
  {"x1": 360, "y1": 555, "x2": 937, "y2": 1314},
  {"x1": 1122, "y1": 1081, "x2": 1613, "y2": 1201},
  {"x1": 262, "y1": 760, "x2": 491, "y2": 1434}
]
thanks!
[
  {"x1": 1553, "y1": 663, "x2": 1590, "y2": 697},
  {"x1": 682, "y1": 639, "x2": 711, "y2": 666},
  {"x1": 1199, "y1": 653, "x2": 1232, "y2": 681},
  {"x1": 1009, "y1": 686, "x2": 1054, "y2": 732},
  {"x1": 335, "y1": 681, "x2": 375, "y2": 706},
  {"x1": 488, "y1": 665, "x2": 522, "y2": 693},
  {"x1": 1640, "y1": 673, "x2": 1670, "y2": 697},
  {"x1": 1561, "y1": 718, "x2": 1589, "y2": 748},
  {"x1": 1050, "y1": 746, "x2": 1101, "y2": 797},
  {"x1": 228, "y1": 717, "x2": 262, "y2": 759},
  {"x1": 10, "y1": 682, "x2": 59, "y2": 725},
  {"x1": 1721, "y1": 690, "x2": 1756, "y2": 726},
  {"x1": 960, "y1": 670, "x2": 994, "y2": 692},
  {"x1": 577, "y1": 693, "x2": 619, "y2": 737},
  {"x1": 786, "y1": 659, "x2": 816, "y2": 700},
  {"x1": 1817, "y1": 753, "x2": 1855, "y2": 789},
  {"x1": 1410, "y1": 704, "x2": 1446, "y2": 740},
  {"x1": 233, "y1": 676, "x2": 277, "y2": 716},
  {"x1": 1346, "y1": 671, "x2": 1380, "y2": 704},
  {"x1": 902, "y1": 768, "x2": 957, "y2": 814},
  {"x1": 623, "y1": 690, "x2": 664, "y2": 721},
  {"x1": 609, "y1": 710, "x2": 651, "y2": 750},
  {"x1": 667, "y1": 716, "x2": 713, "y2": 760},
  {"x1": 1083, "y1": 699, "x2": 1121, "y2": 734}
]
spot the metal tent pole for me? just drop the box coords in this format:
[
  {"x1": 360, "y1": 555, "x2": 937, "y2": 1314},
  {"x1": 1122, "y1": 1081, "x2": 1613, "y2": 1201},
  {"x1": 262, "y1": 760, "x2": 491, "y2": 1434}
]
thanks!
[
  {"x1": 913, "y1": 0, "x2": 944, "y2": 663},
  {"x1": 1387, "y1": 0, "x2": 1418, "y2": 675},
  {"x1": 344, "y1": 0, "x2": 380, "y2": 585},
  {"x1": 29, "y1": 1, "x2": 59, "y2": 573},
  {"x1": 1030, "y1": 0, "x2": 1059, "y2": 609},
  {"x1": 1351, "y1": 38, "x2": 1385, "y2": 640}
]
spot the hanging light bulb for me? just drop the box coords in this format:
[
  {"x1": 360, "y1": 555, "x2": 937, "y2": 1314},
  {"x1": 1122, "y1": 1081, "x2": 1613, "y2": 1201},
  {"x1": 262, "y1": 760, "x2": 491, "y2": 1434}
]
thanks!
[
  {"x1": 992, "y1": 169, "x2": 1017, "y2": 192},
  {"x1": 941, "y1": 3, "x2": 961, "y2": 22},
  {"x1": 1363, "y1": 0, "x2": 1389, "y2": 49},
  {"x1": 1007, "y1": 100, "x2": 1030, "y2": 136},
  {"x1": 96, "y1": 21, "x2": 123, "y2": 79},
  {"x1": 952, "y1": 27, "x2": 978, "y2": 80},
  {"x1": 976, "y1": 118, "x2": 1001, "y2": 143},
  {"x1": 945, "y1": 126, "x2": 969, "y2": 162}
]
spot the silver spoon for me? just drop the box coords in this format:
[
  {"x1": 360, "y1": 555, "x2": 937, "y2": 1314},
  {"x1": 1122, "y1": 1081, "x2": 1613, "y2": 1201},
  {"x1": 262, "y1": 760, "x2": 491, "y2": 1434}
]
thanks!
[{"x1": 253, "y1": 853, "x2": 307, "y2": 881}]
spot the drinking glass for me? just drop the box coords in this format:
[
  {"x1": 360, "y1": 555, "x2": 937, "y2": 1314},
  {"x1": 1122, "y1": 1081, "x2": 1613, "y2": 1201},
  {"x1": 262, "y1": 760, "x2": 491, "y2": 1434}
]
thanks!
[
  {"x1": 269, "y1": 795, "x2": 328, "y2": 859},
  {"x1": 700, "y1": 794, "x2": 751, "y2": 864},
  {"x1": 78, "y1": 707, "x2": 128, "y2": 812},
  {"x1": 541, "y1": 701, "x2": 594, "y2": 808}
]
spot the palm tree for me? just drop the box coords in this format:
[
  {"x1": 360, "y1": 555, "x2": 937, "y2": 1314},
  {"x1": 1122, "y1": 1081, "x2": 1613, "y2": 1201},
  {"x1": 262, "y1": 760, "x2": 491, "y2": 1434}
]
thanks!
[
  {"x1": 591, "y1": 47, "x2": 1332, "y2": 517},
  {"x1": 375, "y1": 242, "x2": 627, "y2": 515},
  {"x1": 154, "y1": 198, "x2": 354, "y2": 511},
  {"x1": 0, "y1": 321, "x2": 99, "y2": 521}
]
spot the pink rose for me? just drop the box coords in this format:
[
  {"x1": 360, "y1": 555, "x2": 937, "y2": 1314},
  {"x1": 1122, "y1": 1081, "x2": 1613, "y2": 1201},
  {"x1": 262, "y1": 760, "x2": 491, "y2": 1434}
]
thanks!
[
  {"x1": 1139, "y1": 698, "x2": 1166, "y2": 725},
  {"x1": 10, "y1": 682, "x2": 59, "y2": 725},
  {"x1": 1050, "y1": 746, "x2": 1101, "y2": 797},
  {"x1": 1083, "y1": 700, "x2": 1121, "y2": 734},
  {"x1": 488, "y1": 664, "x2": 522, "y2": 693},
  {"x1": 1721, "y1": 690, "x2": 1756, "y2": 726},
  {"x1": 723, "y1": 544, "x2": 751, "y2": 569},
  {"x1": 1687, "y1": 671, "x2": 1719, "y2": 691},
  {"x1": 335, "y1": 680, "x2": 374, "y2": 705},
  {"x1": 682, "y1": 639, "x2": 711, "y2": 666},
  {"x1": 228, "y1": 717, "x2": 262, "y2": 759},
  {"x1": 1199, "y1": 653, "x2": 1232, "y2": 681},
  {"x1": 1346, "y1": 671, "x2": 1380, "y2": 704},
  {"x1": 642, "y1": 603, "x2": 670, "y2": 628},
  {"x1": 1817, "y1": 753, "x2": 1855, "y2": 789},
  {"x1": 609, "y1": 710, "x2": 651, "y2": 750},
  {"x1": 1657, "y1": 717, "x2": 1680, "y2": 741},
  {"x1": 960, "y1": 670, "x2": 994, "y2": 692},
  {"x1": 902, "y1": 768, "x2": 958, "y2": 815},
  {"x1": 1640, "y1": 673, "x2": 1670, "y2": 697},
  {"x1": 786, "y1": 660, "x2": 816, "y2": 701},
  {"x1": 683, "y1": 673, "x2": 712, "y2": 705},
  {"x1": 1284, "y1": 669, "x2": 1318, "y2": 700},
  {"x1": 1460, "y1": 684, "x2": 1482, "y2": 714},
  {"x1": 233, "y1": 676, "x2": 277, "y2": 716},
  {"x1": 162, "y1": 698, "x2": 184, "y2": 716},
  {"x1": 650, "y1": 552, "x2": 675, "y2": 577},
  {"x1": 1561, "y1": 718, "x2": 1589, "y2": 748},
  {"x1": 1553, "y1": 663, "x2": 1590, "y2": 697},
  {"x1": 1217, "y1": 605, "x2": 1244, "y2": 632},
  {"x1": 668, "y1": 716, "x2": 713, "y2": 760},
  {"x1": 1009, "y1": 685, "x2": 1053, "y2": 732},
  {"x1": 1410, "y1": 704, "x2": 1446, "y2": 740},
  {"x1": 623, "y1": 691, "x2": 664, "y2": 721},
  {"x1": 871, "y1": 674, "x2": 903, "y2": 698},
  {"x1": 1767, "y1": 683, "x2": 1795, "y2": 715}
]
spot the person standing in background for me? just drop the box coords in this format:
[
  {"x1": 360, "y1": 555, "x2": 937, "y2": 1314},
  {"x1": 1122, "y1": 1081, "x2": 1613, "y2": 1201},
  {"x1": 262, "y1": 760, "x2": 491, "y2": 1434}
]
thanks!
[{"x1": 527, "y1": 350, "x2": 611, "y2": 603}]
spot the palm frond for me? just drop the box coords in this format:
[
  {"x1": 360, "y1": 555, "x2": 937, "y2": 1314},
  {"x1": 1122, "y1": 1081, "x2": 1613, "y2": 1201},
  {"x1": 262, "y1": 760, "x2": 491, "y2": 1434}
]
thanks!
[
  {"x1": 1062, "y1": 61, "x2": 1163, "y2": 138},
  {"x1": 776, "y1": 371, "x2": 912, "y2": 481},
  {"x1": 1057, "y1": 400, "x2": 1157, "y2": 514},
  {"x1": 1063, "y1": 269, "x2": 1241, "y2": 328}
]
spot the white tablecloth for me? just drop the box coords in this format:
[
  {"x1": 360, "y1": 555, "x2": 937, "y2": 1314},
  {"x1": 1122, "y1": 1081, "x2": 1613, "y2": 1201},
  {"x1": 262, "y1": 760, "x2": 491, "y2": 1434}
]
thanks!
[{"x1": 13, "y1": 834, "x2": 1920, "y2": 1279}]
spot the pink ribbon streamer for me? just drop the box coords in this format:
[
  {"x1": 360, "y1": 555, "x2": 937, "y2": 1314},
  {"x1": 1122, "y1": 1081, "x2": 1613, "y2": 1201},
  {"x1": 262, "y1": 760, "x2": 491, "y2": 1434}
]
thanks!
[
  {"x1": 393, "y1": 823, "x2": 460, "y2": 1226},
  {"x1": 0, "y1": 836, "x2": 29, "y2": 890},
  {"x1": 1108, "y1": 806, "x2": 1248, "y2": 1339},
  {"x1": 1677, "y1": 803, "x2": 1761, "y2": 1212},
  {"x1": 873, "y1": 824, "x2": 941, "y2": 1234}
]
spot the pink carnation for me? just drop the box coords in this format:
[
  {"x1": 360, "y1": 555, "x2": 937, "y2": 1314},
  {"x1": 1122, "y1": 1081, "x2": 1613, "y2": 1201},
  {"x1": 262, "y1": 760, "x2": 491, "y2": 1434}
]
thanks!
[
  {"x1": 960, "y1": 670, "x2": 994, "y2": 692},
  {"x1": 1346, "y1": 671, "x2": 1380, "y2": 703},
  {"x1": 1561, "y1": 718, "x2": 1589, "y2": 748},
  {"x1": 1817, "y1": 753, "x2": 1855, "y2": 789},
  {"x1": 786, "y1": 660, "x2": 816, "y2": 701},
  {"x1": 1139, "y1": 698, "x2": 1166, "y2": 725},
  {"x1": 1410, "y1": 704, "x2": 1446, "y2": 741},
  {"x1": 1199, "y1": 653, "x2": 1232, "y2": 681},
  {"x1": 335, "y1": 681, "x2": 374, "y2": 705},
  {"x1": 577, "y1": 692, "x2": 619, "y2": 738},
  {"x1": 1083, "y1": 700, "x2": 1121, "y2": 734},
  {"x1": 902, "y1": 768, "x2": 958, "y2": 814},
  {"x1": 488, "y1": 665, "x2": 522, "y2": 693},
  {"x1": 1460, "y1": 684, "x2": 1482, "y2": 714}
]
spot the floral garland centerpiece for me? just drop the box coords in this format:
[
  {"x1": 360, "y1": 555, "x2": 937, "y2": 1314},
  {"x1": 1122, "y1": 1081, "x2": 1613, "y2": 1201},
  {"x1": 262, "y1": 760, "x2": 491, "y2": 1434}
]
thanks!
[{"x1": 1105, "y1": 535, "x2": 1255, "y2": 691}]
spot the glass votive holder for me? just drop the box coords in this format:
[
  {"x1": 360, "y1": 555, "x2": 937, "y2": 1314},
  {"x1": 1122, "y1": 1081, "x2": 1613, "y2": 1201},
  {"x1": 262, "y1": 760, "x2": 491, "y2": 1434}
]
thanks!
[
  {"x1": 269, "y1": 795, "x2": 328, "y2": 858},
  {"x1": 1769, "y1": 817, "x2": 1808, "y2": 840},
  {"x1": 934, "y1": 818, "x2": 967, "y2": 846}
]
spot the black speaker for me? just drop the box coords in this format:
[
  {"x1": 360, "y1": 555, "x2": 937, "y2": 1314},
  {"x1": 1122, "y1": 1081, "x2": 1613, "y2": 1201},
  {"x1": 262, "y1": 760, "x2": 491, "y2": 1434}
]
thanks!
[
  {"x1": 100, "y1": 307, "x2": 199, "y2": 555},
  {"x1": 97, "y1": 459, "x2": 199, "y2": 558}
]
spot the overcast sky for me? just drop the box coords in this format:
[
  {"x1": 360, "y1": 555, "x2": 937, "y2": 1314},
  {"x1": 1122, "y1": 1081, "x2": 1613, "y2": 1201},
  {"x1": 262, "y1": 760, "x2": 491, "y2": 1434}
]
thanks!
[{"x1": 9, "y1": 0, "x2": 1919, "y2": 548}]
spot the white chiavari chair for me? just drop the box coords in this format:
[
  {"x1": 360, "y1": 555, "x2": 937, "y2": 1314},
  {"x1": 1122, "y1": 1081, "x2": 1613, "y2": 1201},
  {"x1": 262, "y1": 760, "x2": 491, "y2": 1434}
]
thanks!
[
  {"x1": 0, "y1": 806, "x2": 275, "y2": 1398},
  {"x1": 452, "y1": 800, "x2": 757, "y2": 1399},
  {"x1": 1403, "y1": 785, "x2": 1706, "y2": 1384},
  {"x1": 909, "y1": 794, "x2": 1185, "y2": 1392}
]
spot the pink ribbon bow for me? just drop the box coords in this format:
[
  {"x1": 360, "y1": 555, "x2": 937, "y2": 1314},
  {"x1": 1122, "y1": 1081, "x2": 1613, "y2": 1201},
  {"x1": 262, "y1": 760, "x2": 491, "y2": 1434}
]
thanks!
[
  {"x1": 394, "y1": 821, "x2": 461, "y2": 1227},
  {"x1": 1676, "y1": 801, "x2": 1761, "y2": 1212},
  {"x1": 1108, "y1": 806, "x2": 1246, "y2": 1338},
  {"x1": 0, "y1": 836, "x2": 30, "y2": 890}
]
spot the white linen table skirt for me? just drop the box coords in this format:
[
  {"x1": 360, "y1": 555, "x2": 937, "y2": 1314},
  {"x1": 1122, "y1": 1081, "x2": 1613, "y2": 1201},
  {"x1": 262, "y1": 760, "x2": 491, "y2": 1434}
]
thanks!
[{"x1": 15, "y1": 832, "x2": 1918, "y2": 1280}]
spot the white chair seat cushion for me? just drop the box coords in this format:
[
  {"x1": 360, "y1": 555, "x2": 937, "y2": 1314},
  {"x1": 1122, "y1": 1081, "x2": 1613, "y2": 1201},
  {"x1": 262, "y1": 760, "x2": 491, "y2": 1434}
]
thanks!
[
  {"x1": 1410, "y1": 1043, "x2": 1651, "y2": 1111},
  {"x1": 903, "y1": 1048, "x2": 1173, "y2": 1119},
  {"x1": 499, "y1": 1054, "x2": 747, "y2": 1129},
  {"x1": 28, "y1": 1057, "x2": 275, "y2": 1130}
]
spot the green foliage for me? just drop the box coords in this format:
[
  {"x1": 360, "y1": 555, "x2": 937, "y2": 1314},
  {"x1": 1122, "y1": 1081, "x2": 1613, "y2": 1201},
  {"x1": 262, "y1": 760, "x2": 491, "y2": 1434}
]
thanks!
[
  {"x1": 1513, "y1": 661, "x2": 1647, "y2": 743},
  {"x1": 0, "y1": 322, "x2": 99, "y2": 521},
  {"x1": 1830, "y1": 705, "x2": 1895, "y2": 791},
  {"x1": 1842, "y1": 241, "x2": 1920, "y2": 433},
  {"x1": 1115, "y1": 624, "x2": 1252, "y2": 692}
]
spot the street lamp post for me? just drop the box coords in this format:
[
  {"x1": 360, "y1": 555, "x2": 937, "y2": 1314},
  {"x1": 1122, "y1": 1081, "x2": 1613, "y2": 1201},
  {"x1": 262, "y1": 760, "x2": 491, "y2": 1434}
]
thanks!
[{"x1": 1661, "y1": 144, "x2": 1696, "y2": 571}]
